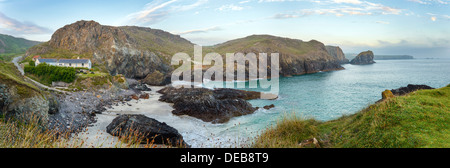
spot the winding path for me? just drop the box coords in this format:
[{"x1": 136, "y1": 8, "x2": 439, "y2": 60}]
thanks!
[{"x1": 12, "y1": 56, "x2": 68, "y2": 94}]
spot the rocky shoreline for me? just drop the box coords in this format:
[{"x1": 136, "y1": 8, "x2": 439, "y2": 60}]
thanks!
[{"x1": 48, "y1": 81, "x2": 153, "y2": 136}]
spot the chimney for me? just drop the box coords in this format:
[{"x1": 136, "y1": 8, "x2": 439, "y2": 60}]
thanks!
[{"x1": 77, "y1": 56, "x2": 80, "y2": 59}]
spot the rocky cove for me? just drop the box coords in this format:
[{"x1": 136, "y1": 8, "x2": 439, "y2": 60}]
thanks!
[{"x1": 68, "y1": 85, "x2": 276, "y2": 148}]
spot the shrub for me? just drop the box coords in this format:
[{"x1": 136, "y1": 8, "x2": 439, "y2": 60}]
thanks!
[{"x1": 24, "y1": 63, "x2": 76, "y2": 83}]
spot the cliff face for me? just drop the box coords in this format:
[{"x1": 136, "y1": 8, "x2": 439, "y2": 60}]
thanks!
[
  {"x1": 207, "y1": 35, "x2": 344, "y2": 77},
  {"x1": 350, "y1": 50, "x2": 376, "y2": 65},
  {"x1": 325, "y1": 46, "x2": 349, "y2": 64},
  {"x1": 0, "y1": 61, "x2": 50, "y2": 125},
  {"x1": 26, "y1": 20, "x2": 194, "y2": 80}
]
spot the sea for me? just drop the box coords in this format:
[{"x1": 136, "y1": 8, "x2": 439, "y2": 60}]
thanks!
[{"x1": 170, "y1": 58, "x2": 450, "y2": 148}]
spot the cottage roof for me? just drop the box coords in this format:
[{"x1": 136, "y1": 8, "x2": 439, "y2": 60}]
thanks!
[
  {"x1": 37, "y1": 59, "x2": 58, "y2": 63},
  {"x1": 58, "y1": 59, "x2": 90, "y2": 64}
]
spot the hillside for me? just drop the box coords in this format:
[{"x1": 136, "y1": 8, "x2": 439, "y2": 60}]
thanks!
[
  {"x1": 205, "y1": 35, "x2": 343, "y2": 77},
  {"x1": 0, "y1": 60, "x2": 50, "y2": 124},
  {"x1": 25, "y1": 20, "x2": 194, "y2": 81},
  {"x1": 0, "y1": 34, "x2": 41, "y2": 61},
  {"x1": 254, "y1": 84, "x2": 450, "y2": 148}
]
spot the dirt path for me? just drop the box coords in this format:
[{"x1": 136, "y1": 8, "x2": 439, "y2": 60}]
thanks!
[{"x1": 12, "y1": 56, "x2": 68, "y2": 94}]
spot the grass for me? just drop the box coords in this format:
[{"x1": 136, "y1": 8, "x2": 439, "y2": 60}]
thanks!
[
  {"x1": 0, "y1": 61, "x2": 41, "y2": 97},
  {"x1": 253, "y1": 85, "x2": 450, "y2": 148}
]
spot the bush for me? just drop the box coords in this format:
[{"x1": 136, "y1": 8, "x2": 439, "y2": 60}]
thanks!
[
  {"x1": 29, "y1": 61, "x2": 35, "y2": 67},
  {"x1": 24, "y1": 63, "x2": 76, "y2": 83}
]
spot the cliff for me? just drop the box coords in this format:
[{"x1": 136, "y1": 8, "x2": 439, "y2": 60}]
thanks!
[
  {"x1": 0, "y1": 60, "x2": 50, "y2": 125},
  {"x1": 206, "y1": 35, "x2": 344, "y2": 77},
  {"x1": 25, "y1": 20, "x2": 194, "y2": 83},
  {"x1": 325, "y1": 46, "x2": 349, "y2": 64},
  {"x1": 350, "y1": 50, "x2": 376, "y2": 65}
]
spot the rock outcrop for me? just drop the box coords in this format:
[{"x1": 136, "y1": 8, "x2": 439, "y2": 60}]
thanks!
[
  {"x1": 377, "y1": 84, "x2": 435, "y2": 102},
  {"x1": 26, "y1": 20, "x2": 194, "y2": 85},
  {"x1": 106, "y1": 114, "x2": 188, "y2": 147},
  {"x1": 350, "y1": 50, "x2": 376, "y2": 65},
  {"x1": 158, "y1": 87, "x2": 273, "y2": 123},
  {"x1": 391, "y1": 84, "x2": 434, "y2": 96},
  {"x1": 325, "y1": 46, "x2": 349, "y2": 64}
]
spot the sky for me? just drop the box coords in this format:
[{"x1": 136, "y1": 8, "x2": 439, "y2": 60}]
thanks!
[{"x1": 0, "y1": 0, "x2": 449, "y2": 57}]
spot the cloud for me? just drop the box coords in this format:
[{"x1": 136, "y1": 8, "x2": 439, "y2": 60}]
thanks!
[
  {"x1": 408, "y1": 0, "x2": 429, "y2": 4},
  {"x1": 408, "y1": 0, "x2": 449, "y2": 4},
  {"x1": 0, "y1": 12, "x2": 52, "y2": 35},
  {"x1": 272, "y1": 1, "x2": 403, "y2": 18},
  {"x1": 217, "y1": 4, "x2": 244, "y2": 11},
  {"x1": 375, "y1": 21, "x2": 390, "y2": 24},
  {"x1": 332, "y1": 0, "x2": 362, "y2": 4},
  {"x1": 271, "y1": 13, "x2": 301, "y2": 19},
  {"x1": 239, "y1": 0, "x2": 251, "y2": 4},
  {"x1": 430, "y1": 16, "x2": 437, "y2": 21},
  {"x1": 126, "y1": 0, "x2": 208, "y2": 25},
  {"x1": 175, "y1": 26, "x2": 222, "y2": 35},
  {"x1": 426, "y1": 12, "x2": 450, "y2": 21}
]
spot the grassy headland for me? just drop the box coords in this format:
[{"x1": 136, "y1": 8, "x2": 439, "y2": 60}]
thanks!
[{"x1": 254, "y1": 84, "x2": 450, "y2": 148}]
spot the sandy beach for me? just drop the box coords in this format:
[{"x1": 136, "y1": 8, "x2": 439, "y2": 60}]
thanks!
[{"x1": 70, "y1": 85, "x2": 260, "y2": 148}]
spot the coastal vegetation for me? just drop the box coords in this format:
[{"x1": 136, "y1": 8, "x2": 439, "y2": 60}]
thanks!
[
  {"x1": 254, "y1": 84, "x2": 450, "y2": 148},
  {"x1": 24, "y1": 63, "x2": 76, "y2": 85}
]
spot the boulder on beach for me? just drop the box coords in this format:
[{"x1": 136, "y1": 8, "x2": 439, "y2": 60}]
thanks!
[{"x1": 106, "y1": 114, "x2": 189, "y2": 147}]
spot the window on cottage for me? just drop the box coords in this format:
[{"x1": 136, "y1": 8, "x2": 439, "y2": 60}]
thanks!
[
  {"x1": 69, "y1": 63, "x2": 72, "y2": 66},
  {"x1": 82, "y1": 63, "x2": 84, "y2": 66}
]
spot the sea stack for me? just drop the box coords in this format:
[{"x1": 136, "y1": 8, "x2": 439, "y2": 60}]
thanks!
[{"x1": 350, "y1": 50, "x2": 376, "y2": 65}]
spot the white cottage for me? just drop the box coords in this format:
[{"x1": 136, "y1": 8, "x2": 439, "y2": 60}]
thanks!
[
  {"x1": 36, "y1": 58, "x2": 92, "y2": 69},
  {"x1": 35, "y1": 59, "x2": 58, "y2": 66},
  {"x1": 58, "y1": 59, "x2": 92, "y2": 69}
]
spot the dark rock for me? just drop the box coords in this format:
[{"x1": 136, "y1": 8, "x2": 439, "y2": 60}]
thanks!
[
  {"x1": 391, "y1": 84, "x2": 434, "y2": 96},
  {"x1": 263, "y1": 104, "x2": 275, "y2": 110},
  {"x1": 142, "y1": 70, "x2": 171, "y2": 86},
  {"x1": 158, "y1": 87, "x2": 263, "y2": 123},
  {"x1": 106, "y1": 114, "x2": 189, "y2": 147},
  {"x1": 129, "y1": 83, "x2": 152, "y2": 92},
  {"x1": 350, "y1": 50, "x2": 376, "y2": 65}
]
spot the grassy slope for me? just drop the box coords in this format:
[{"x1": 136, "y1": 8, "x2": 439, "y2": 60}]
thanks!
[
  {"x1": 205, "y1": 35, "x2": 319, "y2": 57},
  {"x1": 0, "y1": 61, "x2": 41, "y2": 95},
  {"x1": 254, "y1": 85, "x2": 450, "y2": 148},
  {"x1": 0, "y1": 34, "x2": 41, "y2": 61}
]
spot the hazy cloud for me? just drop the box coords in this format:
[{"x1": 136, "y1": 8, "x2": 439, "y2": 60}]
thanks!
[
  {"x1": 0, "y1": 12, "x2": 52, "y2": 35},
  {"x1": 271, "y1": 1, "x2": 403, "y2": 19},
  {"x1": 375, "y1": 21, "x2": 390, "y2": 24},
  {"x1": 217, "y1": 4, "x2": 244, "y2": 11},
  {"x1": 408, "y1": 0, "x2": 449, "y2": 5},
  {"x1": 126, "y1": 0, "x2": 208, "y2": 25},
  {"x1": 175, "y1": 26, "x2": 222, "y2": 35}
]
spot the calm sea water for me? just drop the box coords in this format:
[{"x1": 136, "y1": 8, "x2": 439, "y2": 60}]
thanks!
[{"x1": 174, "y1": 58, "x2": 450, "y2": 147}]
